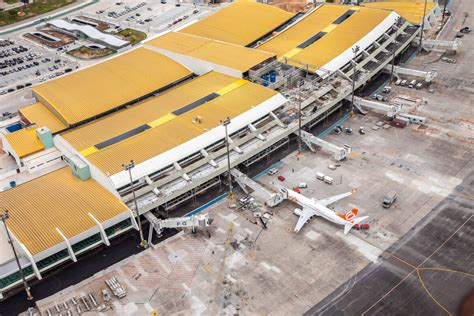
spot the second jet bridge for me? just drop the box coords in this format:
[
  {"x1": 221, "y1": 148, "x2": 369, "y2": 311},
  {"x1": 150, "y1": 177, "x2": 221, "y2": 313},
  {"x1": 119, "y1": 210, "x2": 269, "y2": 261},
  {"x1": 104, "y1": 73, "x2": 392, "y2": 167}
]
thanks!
[
  {"x1": 299, "y1": 131, "x2": 347, "y2": 161},
  {"x1": 231, "y1": 168, "x2": 283, "y2": 207},
  {"x1": 144, "y1": 212, "x2": 212, "y2": 244},
  {"x1": 348, "y1": 96, "x2": 400, "y2": 118}
]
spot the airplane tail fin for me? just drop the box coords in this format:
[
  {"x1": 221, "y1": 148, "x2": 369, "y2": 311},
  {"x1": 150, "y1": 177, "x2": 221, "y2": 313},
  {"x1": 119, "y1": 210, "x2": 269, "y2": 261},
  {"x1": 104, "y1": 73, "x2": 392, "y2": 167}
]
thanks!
[{"x1": 343, "y1": 216, "x2": 369, "y2": 235}]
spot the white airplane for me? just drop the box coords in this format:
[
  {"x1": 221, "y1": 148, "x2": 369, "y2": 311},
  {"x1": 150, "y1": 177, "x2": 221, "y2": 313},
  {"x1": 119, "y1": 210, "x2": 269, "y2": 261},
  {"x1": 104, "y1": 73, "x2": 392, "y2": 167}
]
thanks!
[{"x1": 278, "y1": 187, "x2": 368, "y2": 234}]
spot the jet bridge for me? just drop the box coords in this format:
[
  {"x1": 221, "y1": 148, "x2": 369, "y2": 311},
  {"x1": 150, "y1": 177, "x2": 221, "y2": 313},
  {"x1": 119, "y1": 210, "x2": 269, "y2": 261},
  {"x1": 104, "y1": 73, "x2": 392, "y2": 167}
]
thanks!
[
  {"x1": 144, "y1": 212, "x2": 212, "y2": 243},
  {"x1": 299, "y1": 131, "x2": 347, "y2": 161},
  {"x1": 231, "y1": 168, "x2": 283, "y2": 207},
  {"x1": 384, "y1": 65, "x2": 437, "y2": 83},
  {"x1": 422, "y1": 39, "x2": 461, "y2": 53},
  {"x1": 349, "y1": 96, "x2": 400, "y2": 118}
]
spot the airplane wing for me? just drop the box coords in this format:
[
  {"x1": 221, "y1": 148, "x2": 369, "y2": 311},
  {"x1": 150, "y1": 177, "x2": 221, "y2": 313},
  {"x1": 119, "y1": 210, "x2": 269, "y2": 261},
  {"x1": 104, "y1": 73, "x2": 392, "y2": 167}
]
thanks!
[
  {"x1": 317, "y1": 192, "x2": 352, "y2": 206},
  {"x1": 294, "y1": 208, "x2": 315, "y2": 233}
]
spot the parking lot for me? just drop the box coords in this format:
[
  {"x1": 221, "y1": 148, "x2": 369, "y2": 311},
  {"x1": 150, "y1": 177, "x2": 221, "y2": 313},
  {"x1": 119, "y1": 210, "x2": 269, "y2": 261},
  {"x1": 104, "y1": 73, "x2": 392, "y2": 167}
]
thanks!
[
  {"x1": 0, "y1": 38, "x2": 77, "y2": 96},
  {"x1": 92, "y1": 0, "x2": 212, "y2": 34}
]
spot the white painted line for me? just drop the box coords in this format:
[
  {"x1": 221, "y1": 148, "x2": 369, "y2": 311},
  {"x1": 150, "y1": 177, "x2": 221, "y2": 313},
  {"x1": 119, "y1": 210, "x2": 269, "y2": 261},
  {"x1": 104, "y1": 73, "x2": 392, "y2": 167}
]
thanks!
[{"x1": 336, "y1": 231, "x2": 382, "y2": 263}]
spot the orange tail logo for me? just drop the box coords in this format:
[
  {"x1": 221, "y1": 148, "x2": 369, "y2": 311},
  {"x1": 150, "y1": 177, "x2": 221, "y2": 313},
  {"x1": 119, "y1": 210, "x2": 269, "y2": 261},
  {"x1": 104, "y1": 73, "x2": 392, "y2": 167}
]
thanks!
[{"x1": 344, "y1": 208, "x2": 358, "y2": 221}]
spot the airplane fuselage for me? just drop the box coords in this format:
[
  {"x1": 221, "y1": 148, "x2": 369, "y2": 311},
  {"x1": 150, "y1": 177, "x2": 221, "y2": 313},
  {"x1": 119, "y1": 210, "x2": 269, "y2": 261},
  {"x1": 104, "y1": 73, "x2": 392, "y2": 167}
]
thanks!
[{"x1": 287, "y1": 188, "x2": 349, "y2": 227}]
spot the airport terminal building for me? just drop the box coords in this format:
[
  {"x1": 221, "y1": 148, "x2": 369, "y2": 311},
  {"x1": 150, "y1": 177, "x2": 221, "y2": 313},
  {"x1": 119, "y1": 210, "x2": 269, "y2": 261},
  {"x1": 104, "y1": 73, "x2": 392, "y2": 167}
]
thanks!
[{"x1": 0, "y1": 1, "x2": 439, "y2": 298}]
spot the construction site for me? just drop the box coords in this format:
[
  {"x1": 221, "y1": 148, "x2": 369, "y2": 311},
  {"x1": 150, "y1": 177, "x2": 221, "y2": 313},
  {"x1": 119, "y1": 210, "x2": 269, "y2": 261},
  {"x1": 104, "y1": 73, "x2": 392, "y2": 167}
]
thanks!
[{"x1": 0, "y1": 0, "x2": 472, "y2": 315}]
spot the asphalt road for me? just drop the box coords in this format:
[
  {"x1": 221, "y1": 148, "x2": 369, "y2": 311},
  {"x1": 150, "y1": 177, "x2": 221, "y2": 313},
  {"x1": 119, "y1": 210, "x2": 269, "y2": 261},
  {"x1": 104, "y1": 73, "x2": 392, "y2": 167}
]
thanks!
[{"x1": 305, "y1": 171, "x2": 474, "y2": 316}]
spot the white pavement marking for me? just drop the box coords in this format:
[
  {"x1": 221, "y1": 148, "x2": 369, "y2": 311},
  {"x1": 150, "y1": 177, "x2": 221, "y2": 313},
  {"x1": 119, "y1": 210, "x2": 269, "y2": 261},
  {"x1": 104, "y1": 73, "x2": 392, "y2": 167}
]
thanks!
[
  {"x1": 385, "y1": 171, "x2": 406, "y2": 184},
  {"x1": 144, "y1": 303, "x2": 154, "y2": 313},
  {"x1": 336, "y1": 231, "x2": 382, "y2": 263},
  {"x1": 305, "y1": 230, "x2": 321, "y2": 241}
]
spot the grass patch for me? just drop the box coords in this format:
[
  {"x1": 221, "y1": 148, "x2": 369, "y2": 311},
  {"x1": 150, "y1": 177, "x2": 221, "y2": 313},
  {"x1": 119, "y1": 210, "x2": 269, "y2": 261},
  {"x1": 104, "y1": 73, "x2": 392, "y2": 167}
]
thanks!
[
  {"x1": 117, "y1": 28, "x2": 147, "y2": 46},
  {"x1": 4, "y1": 0, "x2": 19, "y2": 4},
  {"x1": 0, "y1": 0, "x2": 75, "y2": 27},
  {"x1": 68, "y1": 45, "x2": 116, "y2": 60}
]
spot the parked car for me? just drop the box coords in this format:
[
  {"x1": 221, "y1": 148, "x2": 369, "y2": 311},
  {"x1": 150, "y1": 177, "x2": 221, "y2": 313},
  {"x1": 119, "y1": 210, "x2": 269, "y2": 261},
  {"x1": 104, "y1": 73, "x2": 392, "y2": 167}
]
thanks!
[
  {"x1": 277, "y1": 175, "x2": 285, "y2": 182},
  {"x1": 267, "y1": 168, "x2": 279, "y2": 175},
  {"x1": 298, "y1": 183, "x2": 307, "y2": 188}
]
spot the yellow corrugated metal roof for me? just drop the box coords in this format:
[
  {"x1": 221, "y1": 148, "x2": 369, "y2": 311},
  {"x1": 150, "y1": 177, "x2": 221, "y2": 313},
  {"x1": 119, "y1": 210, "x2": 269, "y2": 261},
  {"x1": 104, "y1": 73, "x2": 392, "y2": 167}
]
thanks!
[
  {"x1": 258, "y1": 5, "x2": 348, "y2": 57},
  {"x1": 363, "y1": 2, "x2": 436, "y2": 24},
  {"x1": 179, "y1": 2, "x2": 294, "y2": 46},
  {"x1": 19, "y1": 102, "x2": 67, "y2": 133},
  {"x1": 177, "y1": 82, "x2": 274, "y2": 130},
  {"x1": 33, "y1": 48, "x2": 192, "y2": 126},
  {"x1": 83, "y1": 79, "x2": 277, "y2": 175},
  {"x1": 147, "y1": 32, "x2": 275, "y2": 72},
  {"x1": 0, "y1": 167, "x2": 129, "y2": 255},
  {"x1": 259, "y1": 5, "x2": 391, "y2": 70},
  {"x1": 293, "y1": 7, "x2": 390, "y2": 69},
  {"x1": 61, "y1": 72, "x2": 236, "y2": 151},
  {"x1": 4, "y1": 128, "x2": 44, "y2": 158}
]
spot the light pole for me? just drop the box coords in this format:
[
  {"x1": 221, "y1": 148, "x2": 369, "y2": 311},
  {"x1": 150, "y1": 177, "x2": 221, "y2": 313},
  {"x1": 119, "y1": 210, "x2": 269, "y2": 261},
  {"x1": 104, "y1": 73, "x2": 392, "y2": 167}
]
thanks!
[
  {"x1": 390, "y1": 17, "x2": 401, "y2": 83},
  {"x1": 221, "y1": 118, "x2": 232, "y2": 199},
  {"x1": 419, "y1": 0, "x2": 428, "y2": 50},
  {"x1": 297, "y1": 93, "x2": 302, "y2": 154},
  {"x1": 122, "y1": 161, "x2": 147, "y2": 248},
  {"x1": 350, "y1": 45, "x2": 360, "y2": 114},
  {"x1": 1, "y1": 210, "x2": 33, "y2": 301},
  {"x1": 442, "y1": 0, "x2": 448, "y2": 21}
]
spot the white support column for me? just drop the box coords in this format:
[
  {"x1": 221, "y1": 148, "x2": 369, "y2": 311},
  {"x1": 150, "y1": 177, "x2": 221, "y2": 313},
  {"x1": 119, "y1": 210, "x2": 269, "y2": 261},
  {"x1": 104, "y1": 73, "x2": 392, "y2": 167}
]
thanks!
[
  {"x1": 18, "y1": 242, "x2": 42, "y2": 280},
  {"x1": 248, "y1": 123, "x2": 266, "y2": 141},
  {"x1": 362, "y1": 49, "x2": 380, "y2": 63},
  {"x1": 174, "y1": 161, "x2": 191, "y2": 181},
  {"x1": 269, "y1": 111, "x2": 286, "y2": 128},
  {"x1": 88, "y1": 212, "x2": 110, "y2": 246},
  {"x1": 55, "y1": 227, "x2": 77, "y2": 262},
  {"x1": 200, "y1": 149, "x2": 218, "y2": 168},
  {"x1": 145, "y1": 176, "x2": 161, "y2": 196},
  {"x1": 234, "y1": 146, "x2": 243, "y2": 155},
  {"x1": 129, "y1": 210, "x2": 139, "y2": 230}
]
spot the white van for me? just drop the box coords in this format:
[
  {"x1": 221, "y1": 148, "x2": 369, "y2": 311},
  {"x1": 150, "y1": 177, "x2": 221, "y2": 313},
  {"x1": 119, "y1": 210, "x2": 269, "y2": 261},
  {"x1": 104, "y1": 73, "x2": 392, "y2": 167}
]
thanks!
[
  {"x1": 323, "y1": 176, "x2": 333, "y2": 184},
  {"x1": 409, "y1": 80, "x2": 417, "y2": 88},
  {"x1": 316, "y1": 172, "x2": 325, "y2": 180}
]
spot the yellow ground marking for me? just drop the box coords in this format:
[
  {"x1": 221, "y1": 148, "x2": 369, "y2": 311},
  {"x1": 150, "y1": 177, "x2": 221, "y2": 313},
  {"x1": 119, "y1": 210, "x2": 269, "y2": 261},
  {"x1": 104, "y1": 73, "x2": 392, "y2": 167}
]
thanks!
[
  {"x1": 362, "y1": 215, "x2": 473, "y2": 316},
  {"x1": 391, "y1": 254, "x2": 417, "y2": 269},
  {"x1": 418, "y1": 267, "x2": 474, "y2": 277},
  {"x1": 417, "y1": 269, "x2": 452, "y2": 316},
  {"x1": 392, "y1": 251, "x2": 474, "y2": 316},
  {"x1": 202, "y1": 263, "x2": 213, "y2": 274}
]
